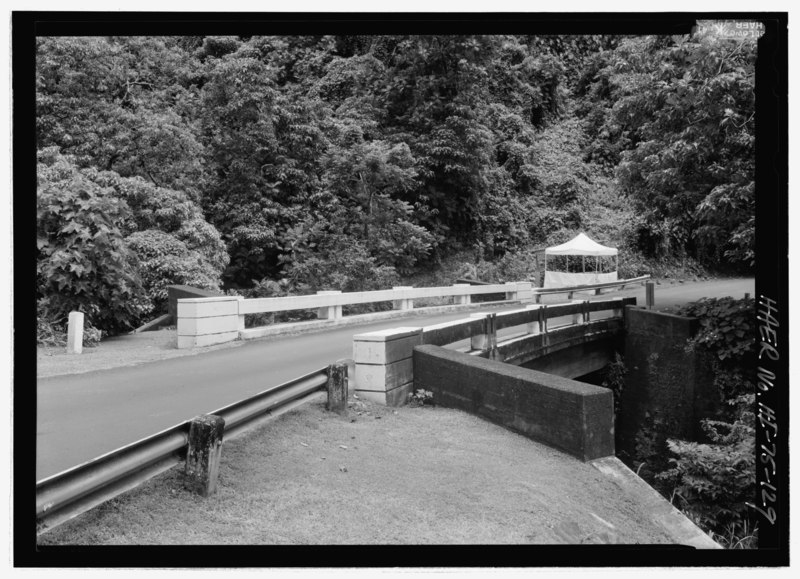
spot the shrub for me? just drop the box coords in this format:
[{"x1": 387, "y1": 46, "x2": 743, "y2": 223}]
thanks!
[
  {"x1": 126, "y1": 229, "x2": 223, "y2": 315},
  {"x1": 601, "y1": 352, "x2": 627, "y2": 418},
  {"x1": 657, "y1": 394, "x2": 756, "y2": 541},
  {"x1": 677, "y1": 296, "x2": 756, "y2": 366},
  {"x1": 37, "y1": 149, "x2": 150, "y2": 335}
]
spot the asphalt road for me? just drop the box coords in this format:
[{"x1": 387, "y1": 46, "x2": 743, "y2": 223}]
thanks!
[{"x1": 35, "y1": 277, "x2": 754, "y2": 480}]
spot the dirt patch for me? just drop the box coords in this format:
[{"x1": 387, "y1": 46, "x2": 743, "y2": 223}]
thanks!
[{"x1": 38, "y1": 399, "x2": 675, "y2": 546}]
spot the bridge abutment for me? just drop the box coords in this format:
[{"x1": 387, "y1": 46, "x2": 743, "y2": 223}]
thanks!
[{"x1": 616, "y1": 306, "x2": 717, "y2": 460}]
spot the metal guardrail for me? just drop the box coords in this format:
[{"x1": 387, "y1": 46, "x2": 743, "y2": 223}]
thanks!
[
  {"x1": 36, "y1": 366, "x2": 333, "y2": 535},
  {"x1": 455, "y1": 275, "x2": 650, "y2": 302},
  {"x1": 531, "y1": 275, "x2": 651, "y2": 300}
]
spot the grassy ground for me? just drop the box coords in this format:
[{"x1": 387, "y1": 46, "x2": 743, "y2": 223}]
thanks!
[{"x1": 38, "y1": 398, "x2": 675, "y2": 546}]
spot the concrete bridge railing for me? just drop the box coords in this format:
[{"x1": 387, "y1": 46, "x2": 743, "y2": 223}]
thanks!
[
  {"x1": 352, "y1": 296, "x2": 636, "y2": 405},
  {"x1": 176, "y1": 281, "x2": 534, "y2": 349},
  {"x1": 176, "y1": 276, "x2": 650, "y2": 349}
]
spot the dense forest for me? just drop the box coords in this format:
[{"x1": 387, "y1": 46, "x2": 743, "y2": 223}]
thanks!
[{"x1": 36, "y1": 32, "x2": 756, "y2": 335}]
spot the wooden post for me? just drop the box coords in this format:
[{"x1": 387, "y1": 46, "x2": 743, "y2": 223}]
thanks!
[
  {"x1": 66, "y1": 311, "x2": 84, "y2": 354},
  {"x1": 327, "y1": 361, "x2": 348, "y2": 415},
  {"x1": 185, "y1": 414, "x2": 225, "y2": 497},
  {"x1": 646, "y1": 281, "x2": 655, "y2": 310}
]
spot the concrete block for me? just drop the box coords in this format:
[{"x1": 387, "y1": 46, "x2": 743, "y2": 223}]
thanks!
[
  {"x1": 178, "y1": 297, "x2": 241, "y2": 318},
  {"x1": 353, "y1": 358, "x2": 413, "y2": 391},
  {"x1": 177, "y1": 331, "x2": 240, "y2": 349},
  {"x1": 177, "y1": 314, "x2": 240, "y2": 336},
  {"x1": 357, "y1": 382, "x2": 414, "y2": 407},
  {"x1": 352, "y1": 328, "x2": 422, "y2": 365},
  {"x1": 514, "y1": 281, "x2": 534, "y2": 300}
]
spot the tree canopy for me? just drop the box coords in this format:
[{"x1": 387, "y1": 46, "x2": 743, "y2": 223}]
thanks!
[{"x1": 36, "y1": 32, "x2": 756, "y2": 334}]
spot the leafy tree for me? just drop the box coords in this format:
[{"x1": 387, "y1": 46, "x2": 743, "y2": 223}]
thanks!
[
  {"x1": 582, "y1": 33, "x2": 756, "y2": 268},
  {"x1": 37, "y1": 148, "x2": 229, "y2": 330},
  {"x1": 36, "y1": 36, "x2": 208, "y2": 199},
  {"x1": 37, "y1": 148, "x2": 149, "y2": 334}
]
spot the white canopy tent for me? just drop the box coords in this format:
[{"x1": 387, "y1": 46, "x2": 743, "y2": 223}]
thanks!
[{"x1": 543, "y1": 232, "x2": 618, "y2": 288}]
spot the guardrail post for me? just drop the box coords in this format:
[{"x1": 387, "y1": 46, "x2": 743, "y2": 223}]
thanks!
[
  {"x1": 646, "y1": 281, "x2": 655, "y2": 309},
  {"x1": 452, "y1": 283, "x2": 472, "y2": 305},
  {"x1": 326, "y1": 361, "x2": 348, "y2": 415},
  {"x1": 392, "y1": 286, "x2": 414, "y2": 310},
  {"x1": 66, "y1": 311, "x2": 84, "y2": 354},
  {"x1": 317, "y1": 291, "x2": 343, "y2": 320},
  {"x1": 185, "y1": 414, "x2": 225, "y2": 497}
]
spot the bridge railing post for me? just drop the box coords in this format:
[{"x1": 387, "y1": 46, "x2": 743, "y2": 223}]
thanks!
[
  {"x1": 524, "y1": 304, "x2": 544, "y2": 335},
  {"x1": 452, "y1": 283, "x2": 471, "y2": 305},
  {"x1": 317, "y1": 290, "x2": 343, "y2": 320},
  {"x1": 468, "y1": 312, "x2": 498, "y2": 356},
  {"x1": 539, "y1": 305, "x2": 548, "y2": 334},
  {"x1": 392, "y1": 286, "x2": 414, "y2": 311},
  {"x1": 570, "y1": 299, "x2": 588, "y2": 325}
]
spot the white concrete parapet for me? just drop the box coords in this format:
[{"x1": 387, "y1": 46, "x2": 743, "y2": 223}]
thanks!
[
  {"x1": 352, "y1": 327, "x2": 422, "y2": 406},
  {"x1": 177, "y1": 296, "x2": 244, "y2": 349}
]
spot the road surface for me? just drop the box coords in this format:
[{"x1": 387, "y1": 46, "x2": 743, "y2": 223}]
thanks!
[{"x1": 36, "y1": 278, "x2": 753, "y2": 480}]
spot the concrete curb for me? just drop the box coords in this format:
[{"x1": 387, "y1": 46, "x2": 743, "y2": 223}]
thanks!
[{"x1": 590, "y1": 456, "x2": 722, "y2": 549}]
